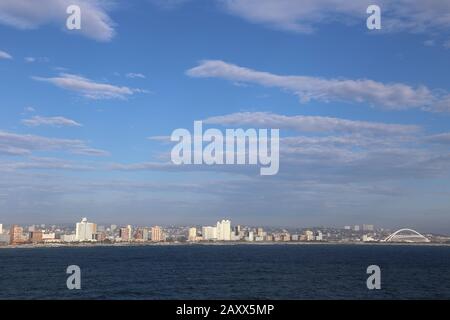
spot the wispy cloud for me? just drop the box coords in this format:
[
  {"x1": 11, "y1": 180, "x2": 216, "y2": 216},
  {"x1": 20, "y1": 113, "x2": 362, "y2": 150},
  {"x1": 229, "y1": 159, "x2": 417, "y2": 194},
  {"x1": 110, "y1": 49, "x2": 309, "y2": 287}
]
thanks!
[
  {"x1": 0, "y1": 157, "x2": 94, "y2": 172},
  {"x1": 22, "y1": 116, "x2": 82, "y2": 127},
  {"x1": 0, "y1": 50, "x2": 12, "y2": 59},
  {"x1": 221, "y1": 0, "x2": 450, "y2": 36},
  {"x1": 126, "y1": 73, "x2": 146, "y2": 79},
  {"x1": 203, "y1": 112, "x2": 421, "y2": 135},
  {"x1": 187, "y1": 60, "x2": 449, "y2": 112},
  {"x1": 32, "y1": 73, "x2": 145, "y2": 100},
  {"x1": 24, "y1": 56, "x2": 49, "y2": 63},
  {"x1": 0, "y1": 0, "x2": 116, "y2": 41},
  {"x1": 0, "y1": 130, "x2": 108, "y2": 156}
]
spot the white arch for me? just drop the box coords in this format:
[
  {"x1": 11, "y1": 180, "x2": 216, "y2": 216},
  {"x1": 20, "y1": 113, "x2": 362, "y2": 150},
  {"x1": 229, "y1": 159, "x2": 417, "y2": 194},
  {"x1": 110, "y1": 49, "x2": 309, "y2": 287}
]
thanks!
[{"x1": 384, "y1": 228, "x2": 430, "y2": 242}]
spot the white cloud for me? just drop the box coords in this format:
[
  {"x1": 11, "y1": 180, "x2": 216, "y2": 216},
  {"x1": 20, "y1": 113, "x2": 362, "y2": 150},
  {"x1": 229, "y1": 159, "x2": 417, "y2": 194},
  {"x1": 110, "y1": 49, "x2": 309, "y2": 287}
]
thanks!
[
  {"x1": 426, "y1": 133, "x2": 450, "y2": 145},
  {"x1": 0, "y1": 130, "x2": 108, "y2": 156},
  {"x1": 126, "y1": 73, "x2": 146, "y2": 79},
  {"x1": 221, "y1": 0, "x2": 450, "y2": 35},
  {"x1": 0, "y1": 157, "x2": 93, "y2": 171},
  {"x1": 22, "y1": 116, "x2": 82, "y2": 127},
  {"x1": 0, "y1": 50, "x2": 12, "y2": 59},
  {"x1": 203, "y1": 112, "x2": 421, "y2": 135},
  {"x1": 0, "y1": 0, "x2": 116, "y2": 41},
  {"x1": 32, "y1": 73, "x2": 144, "y2": 100},
  {"x1": 25, "y1": 56, "x2": 49, "y2": 63},
  {"x1": 187, "y1": 60, "x2": 448, "y2": 111}
]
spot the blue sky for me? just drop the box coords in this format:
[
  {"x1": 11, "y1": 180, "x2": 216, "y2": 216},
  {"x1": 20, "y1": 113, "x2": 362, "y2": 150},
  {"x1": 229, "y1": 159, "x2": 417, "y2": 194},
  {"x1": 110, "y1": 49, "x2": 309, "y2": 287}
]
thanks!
[{"x1": 1, "y1": 0, "x2": 450, "y2": 232}]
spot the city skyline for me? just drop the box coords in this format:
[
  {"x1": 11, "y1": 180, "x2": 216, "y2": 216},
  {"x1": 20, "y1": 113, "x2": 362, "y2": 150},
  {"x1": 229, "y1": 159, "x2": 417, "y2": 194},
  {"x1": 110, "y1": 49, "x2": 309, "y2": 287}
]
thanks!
[
  {"x1": 1, "y1": 1, "x2": 450, "y2": 233},
  {"x1": 0, "y1": 216, "x2": 442, "y2": 246}
]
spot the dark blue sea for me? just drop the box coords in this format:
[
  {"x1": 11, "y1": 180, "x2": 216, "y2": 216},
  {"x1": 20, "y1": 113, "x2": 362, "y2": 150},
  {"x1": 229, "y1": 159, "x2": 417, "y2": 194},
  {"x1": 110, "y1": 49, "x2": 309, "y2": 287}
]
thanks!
[{"x1": 0, "y1": 244, "x2": 449, "y2": 300}]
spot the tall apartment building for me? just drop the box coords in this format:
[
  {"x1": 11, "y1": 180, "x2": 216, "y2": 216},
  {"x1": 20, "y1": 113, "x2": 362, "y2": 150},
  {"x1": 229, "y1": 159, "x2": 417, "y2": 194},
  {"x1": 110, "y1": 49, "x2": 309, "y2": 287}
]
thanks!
[
  {"x1": 151, "y1": 226, "x2": 163, "y2": 242},
  {"x1": 120, "y1": 225, "x2": 133, "y2": 241},
  {"x1": 216, "y1": 220, "x2": 231, "y2": 241},
  {"x1": 202, "y1": 226, "x2": 217, "y2": 240},
  {"x1": 188, "y1": 227, "x2": 197, "y2": 241},
  {"x1": 30, "y1": 230, "x2": 43, "y2": 243},
  {"x1": 10, "y1": 225, "x2": 24, "y2": 244},
  {"x1": 75, "y1": 218, "x2": 97, "y2": 242}
]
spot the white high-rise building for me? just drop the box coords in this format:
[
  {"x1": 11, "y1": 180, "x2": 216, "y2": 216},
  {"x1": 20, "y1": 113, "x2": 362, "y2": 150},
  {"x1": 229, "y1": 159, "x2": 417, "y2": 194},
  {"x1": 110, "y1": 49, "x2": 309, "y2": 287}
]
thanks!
[
  {"x1": 75, "y1": 218, "x2": 97, "y2": 241},
  {"x1": 0, "y1": 224, "x2": 3, "y2": 234},
  {"x1": 202, "y1": 226, "x2": 217, "y2": 240},
  {"x1": 216, "y1": 219, "x2": 231, "y2": 241},
  {"x1": 188, "y1": 227, "x2": 197, "y2": 241}
]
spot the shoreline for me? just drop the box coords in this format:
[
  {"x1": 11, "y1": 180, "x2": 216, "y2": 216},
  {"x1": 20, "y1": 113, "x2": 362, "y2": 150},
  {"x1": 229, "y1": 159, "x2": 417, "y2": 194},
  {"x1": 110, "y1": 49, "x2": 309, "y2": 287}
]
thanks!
[{"x1": 1, "y1": 241, "x2": 450, "y2": 249}]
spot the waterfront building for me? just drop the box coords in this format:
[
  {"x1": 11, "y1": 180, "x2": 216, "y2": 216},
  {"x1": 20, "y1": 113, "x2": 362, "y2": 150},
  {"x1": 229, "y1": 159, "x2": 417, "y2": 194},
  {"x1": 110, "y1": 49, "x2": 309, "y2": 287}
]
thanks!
[
  {"x1": 216, "y1": 220, "x2": 231, "y2": 241},
  {"x1": 42, "y1": 233, "x2": 56, "y2": 241},
  {"x1": 315, "y1": 231, "x2": 323, "y2": 241},
  {"x1": 61, "y1": 234, "x2": 76, "y2": 242},
  {"x1": 96, "y1": 232, "x2": 106, "y2": 242},
  {"x1": 151, "y1": 226, "x2": 163, "y2": 242},
  {"x1": 363, "y1": 224, "x2": 374, "y2": 231},
  {"x1": 30, "y1": 230, "x2": 43, "y2": 243},
  {"x1": 305, "y1": 230, "x2": 314, "y2": 241},
  {"x1": 202, "y1": 226, "x2": 217, "y2": 241},
  {"x1": 0, "y1": 224, "x2": 2, "y2": 234},
  {"x1": 0, "y1": 234, "x2": 9, "y2": 244},
  {"x1": 10, "y1": 225, "x2": 24, "y2": 244},
  {"x1": 75, "y1": 218, "x2": 97, "y2": 242},
  {"x1": 119, "y1": 225, "x2": 132, "y2": 241},
  {"x1": 354, "y1": 225, "x2": 360, "y2": 231},
  {"x1": 188, "y1": 227, "x2": 197, "y2": 242}
]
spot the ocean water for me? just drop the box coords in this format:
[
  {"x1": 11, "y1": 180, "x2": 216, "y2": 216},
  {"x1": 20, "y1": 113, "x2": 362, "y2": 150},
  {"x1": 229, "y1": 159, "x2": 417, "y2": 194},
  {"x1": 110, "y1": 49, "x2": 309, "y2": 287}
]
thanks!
[{"x1": 0, "y1": 244, "x2": 449, "y2": 300}]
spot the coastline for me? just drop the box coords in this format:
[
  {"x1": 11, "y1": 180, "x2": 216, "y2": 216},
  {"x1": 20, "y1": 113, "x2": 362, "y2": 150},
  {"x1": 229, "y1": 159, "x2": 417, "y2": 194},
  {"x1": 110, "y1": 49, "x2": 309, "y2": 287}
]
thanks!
[{"x1": 1, "y1": 241, "x2": 449, "y2": 249}]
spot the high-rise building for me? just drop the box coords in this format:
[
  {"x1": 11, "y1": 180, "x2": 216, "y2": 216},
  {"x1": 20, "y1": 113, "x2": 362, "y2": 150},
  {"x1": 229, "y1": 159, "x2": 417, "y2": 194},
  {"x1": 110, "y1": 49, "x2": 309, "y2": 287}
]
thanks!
[
  {"x1": 30, "y1": 230, "x2": 43, "y2": 243},
  {"x1": 202, "y1": 226, "x2": 217, "y2": 240},
  {"x1": 188, "y1": 227, "x2": 197, "y2": 241},
  {"x1": 119, "y1": 225, "x2": 132, "y2": 241},
  {"x1": 315, "y1": 230, "x2": 323, "y2": 241},
  {"x1": 304, "y1": 230, "x2": 314, "y2": 241},
  {"x1": 0, "y1": 224, "x2": 3, "y2": 234},
  {"x1": 75, "y1": 218, "x2": 97, "y2": 242},
  {"x1": 10, "y1": 225, "x2": 24, "y2": 244},
  {"x1": 216, "y1": 219, "x2": 231, "y2": 241},
  {"x1": 257, "y1": 227, "x2": 264, "y2": 237},
  {"x1": 133, "y1": 227, "x2": 149, "y2": 241},
  {"x1": 354, "y1": 225, "x2": 360, "y2": 232},
  {"x1": 234, "y1": 225, "x2": 241, "y2": 236},
  {"x1": 142, "y1": 228, "x2": 150, "y2": 241},
  {"x1": 363, "y1": 224, "x2": 374, "y2": 231},
  {"x1": 151, "y1": 226, "x2": 163, "y2": 242}
]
